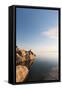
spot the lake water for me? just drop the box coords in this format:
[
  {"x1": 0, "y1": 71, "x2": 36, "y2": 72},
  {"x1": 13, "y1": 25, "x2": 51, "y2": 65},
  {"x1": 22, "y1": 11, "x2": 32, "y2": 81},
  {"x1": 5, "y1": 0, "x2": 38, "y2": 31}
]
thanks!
[{"x1": 27, "y1": 57, "x2": 58, "y2": 82}]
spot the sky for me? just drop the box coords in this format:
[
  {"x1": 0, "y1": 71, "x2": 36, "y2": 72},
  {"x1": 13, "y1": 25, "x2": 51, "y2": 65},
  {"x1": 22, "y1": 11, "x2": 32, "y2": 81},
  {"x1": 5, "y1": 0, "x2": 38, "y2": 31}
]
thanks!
[{"x1": 16, "y1": 8, "x2": 58, "y2": 59}]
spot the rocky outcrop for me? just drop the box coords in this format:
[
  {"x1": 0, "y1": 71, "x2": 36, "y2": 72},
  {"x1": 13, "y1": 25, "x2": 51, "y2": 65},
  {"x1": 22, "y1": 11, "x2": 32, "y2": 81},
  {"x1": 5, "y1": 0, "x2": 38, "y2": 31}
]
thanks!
[
  {"x1": 16, "y1": 47, "x2": 36, "y2": 82},
  {"x1": 16, "y1": 47, "x2": 36, "y2": 68}
]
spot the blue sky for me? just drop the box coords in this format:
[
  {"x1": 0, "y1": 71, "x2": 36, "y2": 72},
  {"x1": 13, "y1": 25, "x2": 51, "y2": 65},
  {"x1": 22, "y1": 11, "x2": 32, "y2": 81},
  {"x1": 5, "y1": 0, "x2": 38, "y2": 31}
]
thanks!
[{"x1": 16, "y1": 8, "x2": 58, "y2": 59}]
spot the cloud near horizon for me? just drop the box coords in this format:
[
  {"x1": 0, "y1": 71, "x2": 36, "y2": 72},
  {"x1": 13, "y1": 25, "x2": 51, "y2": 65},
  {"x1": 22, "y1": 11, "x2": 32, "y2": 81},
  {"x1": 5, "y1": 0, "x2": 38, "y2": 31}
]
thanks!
[
  {"x1": 37, "y1": 46, "x2": 58, "y2": 59},
  {"x1": 42, "y1": 27, "x2": 58, "y2": 39}
]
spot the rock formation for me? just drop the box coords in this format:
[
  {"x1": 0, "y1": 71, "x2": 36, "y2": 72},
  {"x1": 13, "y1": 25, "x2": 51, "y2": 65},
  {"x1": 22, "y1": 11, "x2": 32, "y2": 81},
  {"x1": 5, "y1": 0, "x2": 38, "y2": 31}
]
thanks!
[
  {"x1": 16, "y1": 47, "x2": 36, "y2": 82},
  {"x1": 16, "y1": 65, "x2": 29, "y2": 82}
]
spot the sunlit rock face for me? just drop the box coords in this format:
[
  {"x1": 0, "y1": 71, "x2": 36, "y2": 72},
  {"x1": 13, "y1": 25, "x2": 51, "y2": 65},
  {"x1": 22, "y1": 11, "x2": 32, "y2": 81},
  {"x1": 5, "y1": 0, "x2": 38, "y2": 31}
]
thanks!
[
  {"x1": 16, "y1": 47, "x2": 36, "y2": 68},
  {"x1": 16, "y1": 47, "x2": 36, "y2": 82},
  {"x1": 16, "y1": 65, "x2": 29, "y2": 82}
]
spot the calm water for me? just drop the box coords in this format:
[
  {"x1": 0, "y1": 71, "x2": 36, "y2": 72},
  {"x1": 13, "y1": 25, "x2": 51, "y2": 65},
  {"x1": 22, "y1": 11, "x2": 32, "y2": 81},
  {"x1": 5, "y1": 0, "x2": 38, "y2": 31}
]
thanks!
[{"x1": 27, "y1": 57, "x2": 58, "y2": 81}]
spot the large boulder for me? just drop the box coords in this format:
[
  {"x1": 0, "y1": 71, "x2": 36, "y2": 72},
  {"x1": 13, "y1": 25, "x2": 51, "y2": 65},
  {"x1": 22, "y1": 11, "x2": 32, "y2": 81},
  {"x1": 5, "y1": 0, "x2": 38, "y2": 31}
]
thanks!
[{"x1": 16, "y1": 65, "x2": 29, "y2": 82}]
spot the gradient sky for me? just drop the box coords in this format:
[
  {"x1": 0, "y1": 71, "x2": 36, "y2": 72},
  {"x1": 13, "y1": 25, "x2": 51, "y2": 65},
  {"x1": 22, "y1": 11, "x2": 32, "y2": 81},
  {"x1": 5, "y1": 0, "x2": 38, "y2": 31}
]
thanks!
[{"x1": 16, "y1": 8, "x2": 58, "y2": 59}]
